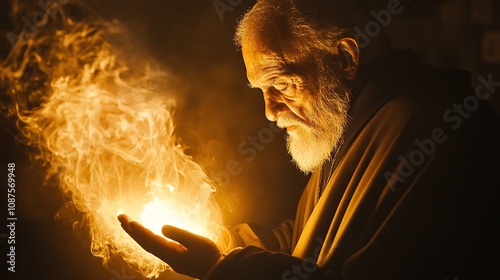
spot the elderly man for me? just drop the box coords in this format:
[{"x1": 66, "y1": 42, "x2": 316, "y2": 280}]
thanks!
[{"x1": 118, "y1": 0, "x2": 500, "y2": 279}]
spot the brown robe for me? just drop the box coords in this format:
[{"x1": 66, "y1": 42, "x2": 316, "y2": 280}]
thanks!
[{"x1": 208, "y1": 49, "x2": 500, "y2": 280}]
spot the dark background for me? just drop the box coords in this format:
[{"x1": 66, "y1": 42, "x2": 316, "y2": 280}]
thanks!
[{"x1": 1, "y1": 0, "x2": 499, "y2": 279}]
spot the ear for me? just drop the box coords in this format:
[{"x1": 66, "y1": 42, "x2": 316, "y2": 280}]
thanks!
[{"x1": 337, "y1": 38, "x2": 359, "y2": 80}]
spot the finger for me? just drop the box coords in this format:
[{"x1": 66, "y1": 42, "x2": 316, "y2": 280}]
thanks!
[
  {"x1": 161, "y1": 225, "x2": 205, "y2": 249},
  {"x1": 117, "y1": 215, "x2": 161, "y2": 251},
  {"x1": 118, "y1": 216, "x2": 148, "y2": 246},
  {"x1": 117, "y1": 214, "x2": 134, "y2": 236},
  {"x1": 117, "y1": 218, "x2": 192, "y2": 275},
  {"x1": 117, "y1": 214, "x2": 153, "y2": 248},
  {"x1": 117, "y1": 214, "x2": 132, "y2": 224},
  {"x1": 130, "y1": 221, "x2": 188, "y2": 255},
  {"x1": 129, "y1": 222, "x2": 191, "y2": 273},
  {"x1": 120, "y1": 222, "x2": 134, "y2": 238}
]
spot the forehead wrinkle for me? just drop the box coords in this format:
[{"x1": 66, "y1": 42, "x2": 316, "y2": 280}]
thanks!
[
  {"x1": 257, "y1": 66, "x2": 287, "y2": 86},
  {"x1": 249, "y1": 55, "x2": 287, "y2": 88}
]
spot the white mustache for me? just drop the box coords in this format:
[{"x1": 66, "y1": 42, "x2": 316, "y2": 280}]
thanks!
[{"x1": 276, "y1": 115, "x2": 303, "y2": 129}]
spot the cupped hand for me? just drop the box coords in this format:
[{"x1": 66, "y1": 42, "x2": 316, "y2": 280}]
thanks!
[{"x1": 118, "y1": 214, "x2": 222, "y2": 279}]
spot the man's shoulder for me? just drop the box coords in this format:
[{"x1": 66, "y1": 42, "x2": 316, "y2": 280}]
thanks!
[{"x1": 363, "y1": 49, "x2": 478, "y2": 117}]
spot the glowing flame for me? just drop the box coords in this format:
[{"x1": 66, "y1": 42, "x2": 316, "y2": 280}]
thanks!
[{"x1": 1, "y1": 2, "x2": 231, "y2": 278}]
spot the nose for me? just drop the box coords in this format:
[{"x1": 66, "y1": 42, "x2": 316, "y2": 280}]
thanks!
[{"x1": 263, "y1": 90, "x2": 287, "y2": 122}]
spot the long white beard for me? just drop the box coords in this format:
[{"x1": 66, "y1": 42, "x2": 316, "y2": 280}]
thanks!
[
  {"x1": 280, "y1": 111, "x2": 346, "y2": 174},
  {"x1": 278, "y1": 73, "x2": 350, "y2": 174},
  {"x1": 286, "y1": 126, "x2": 336, "y2": 174}
]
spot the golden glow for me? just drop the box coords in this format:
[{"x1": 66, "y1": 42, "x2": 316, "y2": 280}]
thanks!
[
  {"x1": 138, "y1": 183, "x2": 222, "y2": 239},
  {"x1": 1, "y1": 10, "x2": 231, "y2": 279}
]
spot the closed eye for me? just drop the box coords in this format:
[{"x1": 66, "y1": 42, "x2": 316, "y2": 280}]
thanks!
[
  {"x1": 273, "y1": 82, "x2": 289, "y2": 92},
  {"x1": 271, "y1": 76, "x2": 293, "y2": 91}
]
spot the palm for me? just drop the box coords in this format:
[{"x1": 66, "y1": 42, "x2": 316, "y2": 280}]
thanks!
[{"x1": 118, "y1": 214, "x2": 222, "y2": 279}]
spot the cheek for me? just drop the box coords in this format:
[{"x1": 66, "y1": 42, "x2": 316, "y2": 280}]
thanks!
[{"x1": 285, "y1": 91, "x2": 316, "y2": 125}]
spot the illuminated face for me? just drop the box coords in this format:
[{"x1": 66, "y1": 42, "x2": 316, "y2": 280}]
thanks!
[{"x1": 242, "y1": 37, "x2": 351, "y2": 174}]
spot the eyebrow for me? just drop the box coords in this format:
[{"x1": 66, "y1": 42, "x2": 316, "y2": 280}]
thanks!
[{"x1": 247, "y1": 62, "x2": 291, "y2": 90}]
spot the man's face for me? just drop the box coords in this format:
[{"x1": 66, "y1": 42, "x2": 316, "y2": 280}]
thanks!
[{"x1": 242, "y1": 37, "x2": 351, "y2": 174}]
